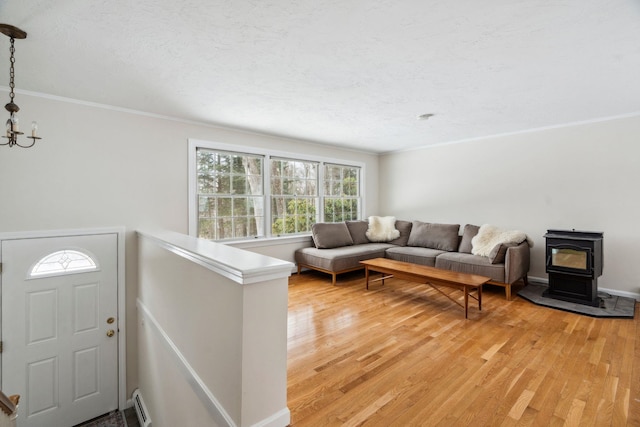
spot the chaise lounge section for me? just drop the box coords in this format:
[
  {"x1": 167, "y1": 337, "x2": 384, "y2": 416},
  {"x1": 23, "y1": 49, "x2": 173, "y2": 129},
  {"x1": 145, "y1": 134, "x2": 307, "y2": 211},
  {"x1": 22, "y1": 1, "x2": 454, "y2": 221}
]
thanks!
[{"x1": 295, "y1": 219, "x2": 531, "y2": 300}]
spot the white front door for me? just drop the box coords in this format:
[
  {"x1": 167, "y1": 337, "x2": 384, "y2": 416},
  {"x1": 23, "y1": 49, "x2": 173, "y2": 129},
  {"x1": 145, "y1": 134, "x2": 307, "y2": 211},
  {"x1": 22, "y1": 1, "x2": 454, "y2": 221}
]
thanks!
[{"x1": 1, "y1": 233, "x2": 119, "y2": 427}]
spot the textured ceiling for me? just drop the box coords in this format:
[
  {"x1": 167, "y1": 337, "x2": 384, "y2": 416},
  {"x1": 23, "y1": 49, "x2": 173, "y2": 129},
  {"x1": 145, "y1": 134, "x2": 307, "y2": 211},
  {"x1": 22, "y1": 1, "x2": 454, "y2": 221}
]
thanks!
[{"x1": 1, "y1": 0, "x2": 639, "y2": 153}]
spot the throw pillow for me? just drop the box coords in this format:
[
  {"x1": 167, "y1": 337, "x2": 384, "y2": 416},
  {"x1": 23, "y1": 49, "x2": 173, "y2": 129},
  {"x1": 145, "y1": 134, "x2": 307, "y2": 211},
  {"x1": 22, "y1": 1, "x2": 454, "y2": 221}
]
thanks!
[
  {"x1": 345, "y1": 220, "x2": 370, "y2": 245},
  {"x1": 311, "y1": 222, "x2": 354, "y2": 249},
  {"x1": 458, "y1": 224, "x2": 480, "y2": 254},
  {"x1": 407, "y1": 221, "x2": 460, "y2": 251},
  {"x1": 387, "y1": 220, "x2": 413, "y2": 246},
  {"x1": 488, "y1": 242, "x2": 518, "y2": 264},
  {"x1": 365, "y1": 216, "x2": 400, "y2": 242}
]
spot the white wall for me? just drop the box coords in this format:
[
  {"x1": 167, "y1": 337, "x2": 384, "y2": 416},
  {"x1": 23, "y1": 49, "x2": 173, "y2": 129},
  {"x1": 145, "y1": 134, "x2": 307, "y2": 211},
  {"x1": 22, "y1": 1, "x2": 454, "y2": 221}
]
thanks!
[
  {"x1": 379, "y1": 114, "x2": 640, "y2": 298},
  {"x1": 0, "y1": 92, "x2": 380, "y2": 397}
]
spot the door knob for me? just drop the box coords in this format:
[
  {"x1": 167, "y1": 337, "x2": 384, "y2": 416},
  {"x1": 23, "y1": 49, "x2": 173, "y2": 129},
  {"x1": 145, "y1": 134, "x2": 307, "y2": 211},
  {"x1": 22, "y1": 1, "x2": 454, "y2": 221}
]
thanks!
[{"x1": 106, "y1": 329, "x2": 115, "y2": 337}]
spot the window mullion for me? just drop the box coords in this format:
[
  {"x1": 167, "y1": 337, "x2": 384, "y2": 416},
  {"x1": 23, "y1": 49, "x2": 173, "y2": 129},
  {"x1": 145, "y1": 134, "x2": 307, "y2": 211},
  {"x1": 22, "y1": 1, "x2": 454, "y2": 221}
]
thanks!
[
  {"x1": 318, "y1": 162, "x2": 325, "y2": 223},
  {"x1": 265, "y1": 155, "x2": 272, "y2": 238}
]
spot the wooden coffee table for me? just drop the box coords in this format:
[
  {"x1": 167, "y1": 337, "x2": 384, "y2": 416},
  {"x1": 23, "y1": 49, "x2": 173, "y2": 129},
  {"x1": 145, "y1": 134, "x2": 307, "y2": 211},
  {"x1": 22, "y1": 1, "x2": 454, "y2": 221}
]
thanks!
[{"x1": 360, "y1": 258, "x2": 490, "y2": 319}]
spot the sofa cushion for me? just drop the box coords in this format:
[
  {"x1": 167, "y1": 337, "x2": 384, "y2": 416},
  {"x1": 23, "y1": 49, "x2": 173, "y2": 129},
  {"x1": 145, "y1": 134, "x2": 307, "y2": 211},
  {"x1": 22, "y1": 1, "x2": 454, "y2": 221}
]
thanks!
[
  {"x1": 366, "y1": 216, "x2": 400, "y2": 242},
  {"x1": 435, "y1": 252, "x2": 505, "y2": 283},
  {"x1": 384, "y1": 246, "x2": 445, "y2": 267},
  {"x1": 311, "y1": 222, "x2": 354, "y2": 249},
  {"x1": 387, "y1": 220, "x2": 413, "y2": 247},
  {"x1": 407, "y1": 221, "x2": 460, "y2": 251},
  {"x1": 458, "y1": 224, "x2": 480, "y2": 254},
  {"x1": 346, "y1": 220, "x2": 370, "y2": 245},
  {"x1": 488, "y1": 242, "x2": 518, "y2": 264},
  {"x1": 295, "y1": 243, "x2": 394, "y2": 272}
]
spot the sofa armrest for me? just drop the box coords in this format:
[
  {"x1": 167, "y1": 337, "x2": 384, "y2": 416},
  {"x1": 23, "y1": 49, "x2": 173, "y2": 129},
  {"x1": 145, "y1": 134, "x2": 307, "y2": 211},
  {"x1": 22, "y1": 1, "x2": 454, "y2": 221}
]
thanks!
[{"x1": 504, "y1": 242, "x2": 530, "y2": 284}]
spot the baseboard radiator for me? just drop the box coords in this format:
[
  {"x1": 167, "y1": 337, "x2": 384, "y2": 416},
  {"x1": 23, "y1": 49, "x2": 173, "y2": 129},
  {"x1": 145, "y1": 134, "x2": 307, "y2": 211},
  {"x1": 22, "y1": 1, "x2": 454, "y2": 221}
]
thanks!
[{"x1": 132, "y1": 389, "x2": 152, "y2": 427}]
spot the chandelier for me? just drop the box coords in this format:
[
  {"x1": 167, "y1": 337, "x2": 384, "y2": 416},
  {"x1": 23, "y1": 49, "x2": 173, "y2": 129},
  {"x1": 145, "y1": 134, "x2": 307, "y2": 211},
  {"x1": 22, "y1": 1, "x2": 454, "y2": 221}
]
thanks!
[{"x1": 1, "y1": 24, "x2": 41, "y2": 148}]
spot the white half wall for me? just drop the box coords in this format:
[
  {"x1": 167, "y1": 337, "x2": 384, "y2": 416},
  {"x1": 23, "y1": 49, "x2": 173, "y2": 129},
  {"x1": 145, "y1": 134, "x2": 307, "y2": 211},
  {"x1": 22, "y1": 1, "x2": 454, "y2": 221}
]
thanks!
[
  {"x1": 137, "y1": 230, "x2": 293, "y2": 427},
  {"x1": 379, "y1": 115, "x2": 640, "y2": 298}
]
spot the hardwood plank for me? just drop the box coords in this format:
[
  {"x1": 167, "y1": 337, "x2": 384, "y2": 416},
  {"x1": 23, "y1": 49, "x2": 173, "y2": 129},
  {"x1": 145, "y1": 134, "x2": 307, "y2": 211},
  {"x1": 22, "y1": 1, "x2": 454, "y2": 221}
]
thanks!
[
  {"x1": 287, "y1": 271, "x2": 639, "y2": 426},
  {"x1": 507, "y1": 389, "x2": 535, "y2": 420},
  {"x1": 628, "y1": 308, "x2": 640, "y2": 426}
]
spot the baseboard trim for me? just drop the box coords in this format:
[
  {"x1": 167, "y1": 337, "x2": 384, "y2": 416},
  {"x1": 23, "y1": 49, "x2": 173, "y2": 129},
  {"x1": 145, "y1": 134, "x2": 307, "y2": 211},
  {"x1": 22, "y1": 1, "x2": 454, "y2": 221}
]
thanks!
[
  {"x1": 597, "y1": 287, "x2": 640, "y2": 301},
  {"x1": 526, "y1": 276, "x2": 640, "y2": 301}
]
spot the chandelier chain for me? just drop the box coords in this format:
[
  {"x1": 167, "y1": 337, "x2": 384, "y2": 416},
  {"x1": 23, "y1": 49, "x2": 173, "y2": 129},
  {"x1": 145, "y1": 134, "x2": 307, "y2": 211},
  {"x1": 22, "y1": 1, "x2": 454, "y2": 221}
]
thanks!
[{"x1": 8, "y1": 37, "x2": 15, "y2": 103}]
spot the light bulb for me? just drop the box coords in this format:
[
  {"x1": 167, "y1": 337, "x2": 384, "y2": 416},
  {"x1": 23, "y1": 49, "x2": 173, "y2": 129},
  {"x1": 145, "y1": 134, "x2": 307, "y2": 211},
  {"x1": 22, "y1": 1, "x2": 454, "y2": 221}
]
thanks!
[
  {"x1": 10, "y1": 115, "x2": 18, "y2": 132},
  {"x1": 31, "y1": 121, "x2": 38, "y2": 137},
  {"x1": 5, "y1": 119, "x2": 10, "y2": 137}
]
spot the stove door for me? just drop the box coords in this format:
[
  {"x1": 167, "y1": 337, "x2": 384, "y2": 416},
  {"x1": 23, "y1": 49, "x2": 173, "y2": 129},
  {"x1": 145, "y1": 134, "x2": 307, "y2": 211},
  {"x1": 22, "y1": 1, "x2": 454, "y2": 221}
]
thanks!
[{"x1": 546, "y1": 244, "x2": 593, "y2": 276}]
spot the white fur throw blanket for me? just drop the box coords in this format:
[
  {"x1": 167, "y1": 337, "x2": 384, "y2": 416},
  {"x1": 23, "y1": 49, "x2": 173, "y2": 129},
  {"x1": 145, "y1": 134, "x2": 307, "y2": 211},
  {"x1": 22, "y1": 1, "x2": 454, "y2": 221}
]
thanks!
[
  {"x1": 366, "y1": 216, "x2": 400, "y2": 242},
  {"x1": 471, "y1": 224, "x2": 534, "y2": 257}
]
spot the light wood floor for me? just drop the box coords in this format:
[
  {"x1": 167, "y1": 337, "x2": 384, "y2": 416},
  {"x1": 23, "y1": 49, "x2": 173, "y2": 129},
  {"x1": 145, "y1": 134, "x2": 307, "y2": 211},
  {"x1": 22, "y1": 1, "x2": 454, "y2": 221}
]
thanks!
[{"x1": 287, "y1": 271, "x2": 640, "y2": 426}]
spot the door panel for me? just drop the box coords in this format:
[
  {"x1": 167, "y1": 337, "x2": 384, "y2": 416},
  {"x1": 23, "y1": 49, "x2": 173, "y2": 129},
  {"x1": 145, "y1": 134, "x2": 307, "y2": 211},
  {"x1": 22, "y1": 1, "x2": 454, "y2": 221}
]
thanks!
[
  {"x1": 27, "y1": 289, "x2": 58, "y2": 343},
  {"x1": 28, "y1": 357, "x2": 58, "y2": 416},
  {"x1": 1, "y1": 233, "x2": 118, "y2": 427}
]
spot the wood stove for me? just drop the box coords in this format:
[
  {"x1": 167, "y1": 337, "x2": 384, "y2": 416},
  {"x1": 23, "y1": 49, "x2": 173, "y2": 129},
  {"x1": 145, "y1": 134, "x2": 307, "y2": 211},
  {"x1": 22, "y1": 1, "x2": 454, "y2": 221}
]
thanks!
[{"x1": 543, "y1": 229, "x2": 603, "y2": 307}]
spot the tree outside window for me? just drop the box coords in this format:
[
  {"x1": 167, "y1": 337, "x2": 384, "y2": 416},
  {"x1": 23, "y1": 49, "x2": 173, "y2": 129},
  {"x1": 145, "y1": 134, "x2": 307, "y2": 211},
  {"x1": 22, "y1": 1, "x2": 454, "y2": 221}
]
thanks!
[
  {"x1": 271, "y1": 158, "x2": 318, "y2": 235},
  {"x1": 196, "y1": 148, "x2": 264, "y2": 239},
  {"x1": 324, "y1": 164, "x2": 360, "y2": 222}
]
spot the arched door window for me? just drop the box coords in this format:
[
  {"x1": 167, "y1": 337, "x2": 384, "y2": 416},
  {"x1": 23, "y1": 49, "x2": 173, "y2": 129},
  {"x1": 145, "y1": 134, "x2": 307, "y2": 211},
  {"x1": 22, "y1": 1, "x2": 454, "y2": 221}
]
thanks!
[{"x1": 30, "y1": 249, "x2": 98, "y2": 278}]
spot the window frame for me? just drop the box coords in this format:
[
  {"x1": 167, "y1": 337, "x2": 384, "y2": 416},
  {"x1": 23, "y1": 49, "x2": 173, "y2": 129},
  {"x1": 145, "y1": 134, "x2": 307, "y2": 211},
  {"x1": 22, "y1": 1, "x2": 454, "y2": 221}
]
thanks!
[
  {"x1": 195, "y1": 148, "x2": 266, "y2": 240},
  {"x1": 270, "y1": 157, "x2": 320, "y2": 237},
  {"x1": 323, "y1": 163, "x2": 362, "y2": 223},
  {"x1": 188, "y1": 139, "x2": 366, "y2": 241}
]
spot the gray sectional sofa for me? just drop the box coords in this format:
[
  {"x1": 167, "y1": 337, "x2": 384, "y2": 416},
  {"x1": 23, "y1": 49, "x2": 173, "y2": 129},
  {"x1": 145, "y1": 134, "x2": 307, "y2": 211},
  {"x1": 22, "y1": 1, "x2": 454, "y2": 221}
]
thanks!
[{"x1": 295, "y1": 219, "x2": 530, "y2": 300}]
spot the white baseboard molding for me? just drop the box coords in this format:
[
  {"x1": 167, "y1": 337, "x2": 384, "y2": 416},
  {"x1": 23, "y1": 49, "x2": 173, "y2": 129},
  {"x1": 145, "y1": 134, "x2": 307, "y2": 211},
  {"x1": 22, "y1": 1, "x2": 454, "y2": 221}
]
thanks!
[{"x1": 526, "y1": 276, "x2": 640, "y2": 301}]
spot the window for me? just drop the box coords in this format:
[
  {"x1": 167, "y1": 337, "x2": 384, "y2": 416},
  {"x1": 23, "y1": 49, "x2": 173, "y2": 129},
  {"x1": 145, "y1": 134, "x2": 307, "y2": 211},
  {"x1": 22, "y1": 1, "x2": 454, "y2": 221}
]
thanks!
[
  {"x1": 196, "y1": 148, "x2": 264, "y2": 239},
  {"x1": 190, "y1": 140, "x2": 363, "y2": 241},
  {"x1": 324, "y1": 164, "x2": 360, "y2": 222},
  {"x1": 30, "y1": 250, "x2": 98, "y2": 278},
  {"x1": 271, "y1": 158, "x2": 318, "y2": 236}
]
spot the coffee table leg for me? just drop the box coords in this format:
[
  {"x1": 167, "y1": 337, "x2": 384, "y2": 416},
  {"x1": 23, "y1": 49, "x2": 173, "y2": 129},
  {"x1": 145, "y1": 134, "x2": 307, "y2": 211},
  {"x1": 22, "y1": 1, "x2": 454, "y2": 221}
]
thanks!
[
  {"x1": 464, "y1": 287, "x2": 469, "y2": 319},
  {"x1": 478, "y1": 285, "x2": 482, "y2": 311},
  {"x1": 365, "y1": 266, "x2": 370, "y2": 290}
]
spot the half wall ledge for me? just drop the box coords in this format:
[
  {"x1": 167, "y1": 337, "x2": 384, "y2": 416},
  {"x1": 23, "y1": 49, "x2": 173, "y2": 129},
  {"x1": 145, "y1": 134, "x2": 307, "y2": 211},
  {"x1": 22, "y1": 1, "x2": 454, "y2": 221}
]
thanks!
[{"x1": 137, "y1": 229, "x2": 294, "y2": 284}]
